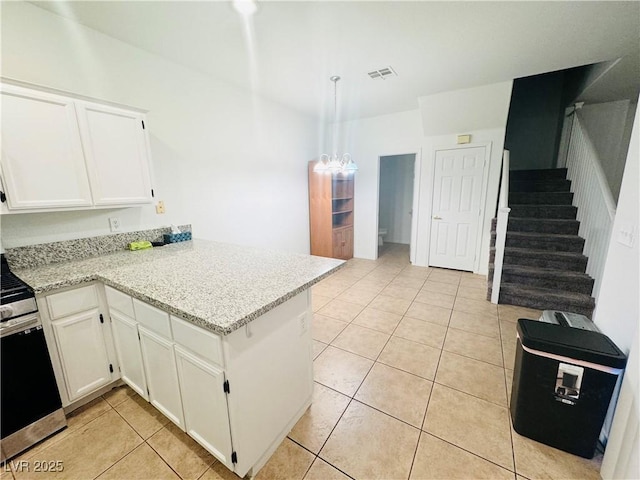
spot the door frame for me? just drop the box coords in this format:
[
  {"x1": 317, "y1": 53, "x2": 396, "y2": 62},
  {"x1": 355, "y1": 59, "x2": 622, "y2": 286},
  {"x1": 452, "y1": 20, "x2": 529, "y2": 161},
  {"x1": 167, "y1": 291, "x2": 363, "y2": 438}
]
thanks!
[
  {"x1": 428, "y1": 142, "x2": 492, "y2": 273},
  {"x1": 375, "y1": 151, "x2": 421, "y2": 263}
]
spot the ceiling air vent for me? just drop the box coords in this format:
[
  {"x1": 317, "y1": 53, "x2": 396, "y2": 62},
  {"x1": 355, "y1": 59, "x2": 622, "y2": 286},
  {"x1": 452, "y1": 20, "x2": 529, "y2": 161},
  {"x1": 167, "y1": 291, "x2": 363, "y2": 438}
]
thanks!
[{"x1": 367, "y1": 67, "x2": 397, "y2": 80}]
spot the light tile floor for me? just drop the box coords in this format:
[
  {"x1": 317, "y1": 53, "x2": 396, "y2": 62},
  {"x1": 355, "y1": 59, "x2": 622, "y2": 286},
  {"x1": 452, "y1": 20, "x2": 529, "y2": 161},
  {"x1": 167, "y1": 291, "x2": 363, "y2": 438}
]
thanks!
[{"x1": 2, "y1": 244, "x2": 604, "y2": 480}]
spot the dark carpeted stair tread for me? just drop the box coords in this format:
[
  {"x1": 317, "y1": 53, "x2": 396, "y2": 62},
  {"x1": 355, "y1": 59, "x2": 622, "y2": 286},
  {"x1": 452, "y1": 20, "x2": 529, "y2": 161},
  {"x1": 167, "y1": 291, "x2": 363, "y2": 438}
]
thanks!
[
  {"x1": 491, "y1": 231, "x2": 585, "y2": 252},
  {"x1": 510, "y1": 179, "x2": 571, "y2": 193},
  {"x1": 509, "y1": 168, "x2": 568, "y2": 181},
  {"x1": 509, "y1": 205, "x2": 577, "y2": 220},
  {"x1": 501, "y1": 265, "x2": 593, "y2": 282},
  {"x1": 491, "y1": 247, "x2": 588, "y2": 272},
  {"x1": 497, "y1": 283, "x2": 595, "y2": 317},
  {"x1": 492, "y1": 168, "x2": 594, "y2": 316},
  {"x1": 489, "y1": 264, "x2": 594, "y2": 295},
  {"x1": 500, "y1": 246, "x2": 587, "y2": 259},
  {"x1": 506, "y1": 217, "x2": 580, "y2": 234},
  {"x1": 509, "y1": 192, "x2": 574, "y2": 205}
]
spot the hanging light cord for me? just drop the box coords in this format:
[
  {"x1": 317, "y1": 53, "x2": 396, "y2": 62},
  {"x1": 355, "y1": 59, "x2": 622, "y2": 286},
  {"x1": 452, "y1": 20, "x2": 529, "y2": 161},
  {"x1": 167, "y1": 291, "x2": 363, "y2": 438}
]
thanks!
[{"x1": 314, "y1": 75, "x2": 358, "y2": 173}]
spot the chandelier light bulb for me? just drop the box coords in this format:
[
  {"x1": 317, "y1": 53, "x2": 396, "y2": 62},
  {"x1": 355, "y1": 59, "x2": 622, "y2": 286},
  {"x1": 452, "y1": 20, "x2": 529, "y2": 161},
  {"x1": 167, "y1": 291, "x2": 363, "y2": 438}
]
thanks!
[{"x1": 315, "y1": 76, "x2": 358, "y2": 174}]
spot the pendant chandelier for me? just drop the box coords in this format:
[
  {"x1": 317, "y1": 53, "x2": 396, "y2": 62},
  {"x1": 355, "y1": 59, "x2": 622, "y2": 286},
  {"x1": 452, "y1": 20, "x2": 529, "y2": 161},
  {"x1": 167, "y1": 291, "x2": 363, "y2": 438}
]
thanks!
[{"x1": 314, "y1": 76, "x2": 358, "y2": 174}]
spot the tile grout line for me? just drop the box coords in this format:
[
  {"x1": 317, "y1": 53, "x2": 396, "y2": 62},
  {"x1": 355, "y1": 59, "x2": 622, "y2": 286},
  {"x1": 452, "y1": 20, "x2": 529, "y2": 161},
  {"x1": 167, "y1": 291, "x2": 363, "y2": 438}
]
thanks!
[
  {"x1": 107, "y1": 393, "x2": 203, "y2": 480},
  {"x1": 97, "y1": 399, "x2": 179, "y2": 480},
  {"x1": 309, "y1": 258, "x2": 423, "y2": 478},
  {"x1": 304, "y1": 259, "x2": 401, "y2": 475},
  {"x1": 413, "y1": 279, "x2": 519, "y2": 476},
  {"x1": 419, "y1": 278, "x2": 458, "y2": 431},
  {"x1": 498, "y1": 308, "x2": 519, "y2": 477},
  {"x1": 310, "y1": 253, "x2": 500, "y2": 479},
  {"x1": 348, "y1": 264, "x2": 429, "y2": 480},
  {"x1": 420, "y1": 430, "x2": 518, "y2": 475}
]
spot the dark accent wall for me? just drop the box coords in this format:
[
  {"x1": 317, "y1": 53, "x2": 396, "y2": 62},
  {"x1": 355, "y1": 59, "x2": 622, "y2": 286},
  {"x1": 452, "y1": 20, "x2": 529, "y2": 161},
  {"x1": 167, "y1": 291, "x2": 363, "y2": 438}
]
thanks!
[{"x1": 505, "y1": 71, "x2": 567, "y2": 170}]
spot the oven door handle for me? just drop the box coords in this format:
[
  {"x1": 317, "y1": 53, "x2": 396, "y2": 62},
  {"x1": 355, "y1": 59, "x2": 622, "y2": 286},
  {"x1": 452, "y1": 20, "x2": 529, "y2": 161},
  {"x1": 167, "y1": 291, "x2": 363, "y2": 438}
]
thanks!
[{"x1": 0, "y1": 313, "x2": 41, "y2": 338}]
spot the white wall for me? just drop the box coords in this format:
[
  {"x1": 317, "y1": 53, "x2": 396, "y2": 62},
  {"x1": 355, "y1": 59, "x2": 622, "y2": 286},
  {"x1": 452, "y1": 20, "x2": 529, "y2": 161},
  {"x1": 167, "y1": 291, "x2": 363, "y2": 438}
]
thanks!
[
  {"x1": 600, "y1": 331, "x2": 639, "y2": 479},
  {"x1": 579, "y1": 100, "x2": 637, "y2": 202},
  {"x1": 338, "y1": 110, "x2": 423, "y2": 260},
  {"x1": 336, "y1": 82, "x2": 512, "y2": 270},
  {"x1": 593, "y1": 106, "x2": 639, "y2": 356},
  {"x1": 414, "y1": 82, "x2": 513, "y2": 274},
  {"x1": 1, "y1": 2, "x2": 319, "y2": 253},
  {"x1": 419, "y1": 82, "x2": 513, "y2": 136},
  {"x1": 594, "y1": 106, "x2": 639, "y2": 461},
  {"x1": 378, "y1": 154, "x2": 415, "y2": 244}
]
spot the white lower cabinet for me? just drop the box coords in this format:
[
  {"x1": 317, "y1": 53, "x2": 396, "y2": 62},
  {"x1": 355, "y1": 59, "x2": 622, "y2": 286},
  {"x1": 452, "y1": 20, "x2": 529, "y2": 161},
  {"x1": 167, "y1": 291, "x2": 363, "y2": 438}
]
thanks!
[
  {"x1": 138, "y1": 326, "x2": 185, "y2": 429},
  {"x1": 105, "y1": 287, "x2": 312, "y2": 478},
  {"x1": 51, "y1": 308, "x2": 113, "y2": 402},
  {"x1": 174, "y1": 345, "x2": 234, "y2": 468},
  {"x1": 110, "y1": 310, "x2": 148, "y2": 400},
  {"x1": 41, "y1": 284, "x2": 119, "y2": 405}
]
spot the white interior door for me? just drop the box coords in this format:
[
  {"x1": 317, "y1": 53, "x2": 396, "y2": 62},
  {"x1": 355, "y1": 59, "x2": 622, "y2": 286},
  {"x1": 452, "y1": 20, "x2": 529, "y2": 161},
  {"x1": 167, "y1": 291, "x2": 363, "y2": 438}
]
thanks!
[{"x1": 429, "y1": 146, "x2": 486, "y2": 271}]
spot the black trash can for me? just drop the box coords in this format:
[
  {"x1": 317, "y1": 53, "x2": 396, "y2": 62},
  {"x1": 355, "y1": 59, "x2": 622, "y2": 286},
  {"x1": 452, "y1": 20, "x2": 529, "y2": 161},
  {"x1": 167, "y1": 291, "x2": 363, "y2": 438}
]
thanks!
[{"x1": 510, "y1": 318, "x2": 626, "y2": 458}]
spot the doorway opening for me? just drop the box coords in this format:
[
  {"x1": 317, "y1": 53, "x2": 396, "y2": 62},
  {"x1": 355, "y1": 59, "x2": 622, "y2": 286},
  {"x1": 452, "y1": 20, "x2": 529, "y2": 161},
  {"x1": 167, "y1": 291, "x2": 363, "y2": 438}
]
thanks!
[{"x1": 377, "y1": 154, "x2": 416, "y2": 261}]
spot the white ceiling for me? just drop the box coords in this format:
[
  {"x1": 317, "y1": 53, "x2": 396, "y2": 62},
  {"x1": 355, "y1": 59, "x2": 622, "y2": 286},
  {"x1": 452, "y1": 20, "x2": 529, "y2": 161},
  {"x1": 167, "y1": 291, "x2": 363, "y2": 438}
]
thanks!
[{"x1": 31, "y1": 1, "x2": 640, "y2": 121}]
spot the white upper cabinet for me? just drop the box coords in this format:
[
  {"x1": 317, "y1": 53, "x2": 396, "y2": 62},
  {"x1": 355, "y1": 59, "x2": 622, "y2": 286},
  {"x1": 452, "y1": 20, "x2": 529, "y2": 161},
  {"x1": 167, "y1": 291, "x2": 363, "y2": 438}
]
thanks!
[
  {"x1": 0, "y1": 84, "x2": 93, "y2": 210},
  {"x1": 0, "y1": 81, "x2": 153, "y2": 213},
  {"x1": 76, "y1": 102, "x2": 152, "y2": 205}
]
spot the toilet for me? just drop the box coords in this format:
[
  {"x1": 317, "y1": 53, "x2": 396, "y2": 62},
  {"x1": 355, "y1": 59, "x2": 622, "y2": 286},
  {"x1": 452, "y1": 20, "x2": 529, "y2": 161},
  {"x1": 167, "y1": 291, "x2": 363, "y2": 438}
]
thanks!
[{"x1": 378, "y1": 228, "x2": 388, "y2": 246}]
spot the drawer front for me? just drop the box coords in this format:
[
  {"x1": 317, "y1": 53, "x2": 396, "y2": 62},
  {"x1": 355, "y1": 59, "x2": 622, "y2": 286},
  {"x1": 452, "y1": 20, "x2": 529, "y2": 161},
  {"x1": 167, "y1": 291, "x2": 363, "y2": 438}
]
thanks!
[
  {"x1": 133, "y1": 298, "x2": 172, "y2": 339},
  {"x1": 171, "y1": 315, "x2": 223, "y2": 367},
  {"x1": 47, "y1": 284, "x2": 99, "y2": 320},
  {"x1": 104, "y1": 286, "x2": 135, "y2": 317}
]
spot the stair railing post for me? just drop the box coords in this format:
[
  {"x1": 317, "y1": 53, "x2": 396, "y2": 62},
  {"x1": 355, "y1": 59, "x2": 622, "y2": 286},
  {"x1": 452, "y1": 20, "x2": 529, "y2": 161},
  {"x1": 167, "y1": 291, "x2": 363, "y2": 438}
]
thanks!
[{"x1": 491, "y1": 150, "x2": 510, "y2": 304}]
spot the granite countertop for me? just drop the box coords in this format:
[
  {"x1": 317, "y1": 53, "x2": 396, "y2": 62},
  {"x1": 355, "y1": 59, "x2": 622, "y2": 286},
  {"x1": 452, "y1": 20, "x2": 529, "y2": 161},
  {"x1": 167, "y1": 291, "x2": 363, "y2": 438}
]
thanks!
[{"x1": 14, "y1": 240, "x2": 344, "y2": 335}]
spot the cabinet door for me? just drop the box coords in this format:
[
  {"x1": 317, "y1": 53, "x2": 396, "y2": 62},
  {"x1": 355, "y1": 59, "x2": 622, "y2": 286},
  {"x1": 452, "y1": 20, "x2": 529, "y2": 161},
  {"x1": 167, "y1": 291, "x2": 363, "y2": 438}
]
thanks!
[
  {"x1": 111, "y1": 311, "x2": 148, "y2": 400},
  {"x1": 332, "y1": 228, "x2": 353, "y2": 260},
  {"x1": 75, "y1": 102, "x2": 152, "y2": 205},
  {"x1": 175, "y1": 346, "x2": 234, "y2": 468},
  {"x1": 0, "y1": 84, "x2": 93, "y2": 210},
  {"x1": 343, "y1": 227, "x2": 354, "y2": 259},
  {"x1": 332, "y1": 229, "x2": 344, "y2": 259},
  {"x1": 51, "y1": 309, "x2": 113, "y2": 401},
  {"x1": 139, "y1": 326, "x2": 185, "y2": 429}
]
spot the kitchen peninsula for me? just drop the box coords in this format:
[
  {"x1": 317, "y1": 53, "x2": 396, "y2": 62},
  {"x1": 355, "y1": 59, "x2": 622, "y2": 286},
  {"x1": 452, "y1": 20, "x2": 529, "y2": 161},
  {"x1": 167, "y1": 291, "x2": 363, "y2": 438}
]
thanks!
[{"x1": 7, "y1": 237, "x2": 343, "y2": 477}]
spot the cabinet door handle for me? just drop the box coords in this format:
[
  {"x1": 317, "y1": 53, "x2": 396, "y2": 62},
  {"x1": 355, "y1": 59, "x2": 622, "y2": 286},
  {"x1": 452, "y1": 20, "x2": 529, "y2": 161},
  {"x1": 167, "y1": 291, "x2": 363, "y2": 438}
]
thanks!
[{"x1": 433, "y1": 216, "x2": 442, "y2": 220}]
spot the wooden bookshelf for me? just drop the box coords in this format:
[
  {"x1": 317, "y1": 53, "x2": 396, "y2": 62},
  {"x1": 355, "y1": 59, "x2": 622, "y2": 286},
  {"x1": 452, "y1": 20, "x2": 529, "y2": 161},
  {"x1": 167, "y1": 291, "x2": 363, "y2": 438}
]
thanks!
[{"x1": 308, "y1": 161, "x2": 354, "y2": 260}]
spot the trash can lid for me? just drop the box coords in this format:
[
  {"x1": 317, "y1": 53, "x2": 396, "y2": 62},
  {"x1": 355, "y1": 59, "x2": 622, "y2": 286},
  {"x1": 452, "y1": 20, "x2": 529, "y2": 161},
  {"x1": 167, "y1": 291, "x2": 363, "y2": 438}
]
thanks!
[{"x1": 517, "y1": 318, "x2": 627, "y2": 369}]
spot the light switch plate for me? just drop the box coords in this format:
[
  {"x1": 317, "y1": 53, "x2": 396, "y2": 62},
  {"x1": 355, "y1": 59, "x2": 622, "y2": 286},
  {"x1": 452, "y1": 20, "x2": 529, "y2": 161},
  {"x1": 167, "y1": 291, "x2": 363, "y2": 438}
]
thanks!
[{"x1": 617, "y1": 223, "x2": 635, "y2": 248}]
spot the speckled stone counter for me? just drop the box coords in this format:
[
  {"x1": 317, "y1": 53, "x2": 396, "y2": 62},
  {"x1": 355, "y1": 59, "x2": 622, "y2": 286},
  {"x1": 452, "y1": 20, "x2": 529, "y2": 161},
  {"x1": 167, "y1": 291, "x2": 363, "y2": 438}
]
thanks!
[{"x1": 12, "y1": 240, "x2": 344, "y2": 335}]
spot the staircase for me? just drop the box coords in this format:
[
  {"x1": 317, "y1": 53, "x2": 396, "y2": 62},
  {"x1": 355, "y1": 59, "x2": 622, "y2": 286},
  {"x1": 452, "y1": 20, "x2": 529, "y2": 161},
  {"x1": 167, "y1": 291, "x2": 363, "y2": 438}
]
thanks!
[{"x1": 489, "y1": 168, "x2": 596, "y2": 317}]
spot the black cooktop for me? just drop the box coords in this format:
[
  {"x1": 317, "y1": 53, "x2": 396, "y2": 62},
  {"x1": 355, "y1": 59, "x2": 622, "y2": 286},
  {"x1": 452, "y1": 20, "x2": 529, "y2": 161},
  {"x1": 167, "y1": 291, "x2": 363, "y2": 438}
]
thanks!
[{"x1": 1, "y1": 254, "x2": 34, "y2": 305}]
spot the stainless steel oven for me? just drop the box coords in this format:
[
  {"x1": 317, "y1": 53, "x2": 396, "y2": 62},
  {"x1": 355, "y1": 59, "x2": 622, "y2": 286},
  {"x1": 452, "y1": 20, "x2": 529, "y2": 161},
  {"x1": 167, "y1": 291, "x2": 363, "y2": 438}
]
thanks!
[{"x1": 1, "y1": 254, "x2": 67, "y2": 462}]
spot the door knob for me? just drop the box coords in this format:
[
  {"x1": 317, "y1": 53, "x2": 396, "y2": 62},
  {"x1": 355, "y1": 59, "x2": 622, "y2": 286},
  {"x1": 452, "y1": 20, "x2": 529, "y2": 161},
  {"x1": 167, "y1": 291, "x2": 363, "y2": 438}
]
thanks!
[{"x1": 433, "y1": 216, "x2": 442, "y2": 220}]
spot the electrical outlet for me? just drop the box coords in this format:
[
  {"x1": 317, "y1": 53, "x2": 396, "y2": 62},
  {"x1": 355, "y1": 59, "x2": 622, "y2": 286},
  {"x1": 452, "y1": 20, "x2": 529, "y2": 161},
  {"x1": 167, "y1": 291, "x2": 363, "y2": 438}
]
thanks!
[
  {"x1": 299, "y1": 314, "x2": 308, "y2": 335},
  {"x1": 156, "y1": 201, "x2": 165, "y2": 214},
  {"x1": 109, "y1": 217, "x2": 121, "y2": 232}
]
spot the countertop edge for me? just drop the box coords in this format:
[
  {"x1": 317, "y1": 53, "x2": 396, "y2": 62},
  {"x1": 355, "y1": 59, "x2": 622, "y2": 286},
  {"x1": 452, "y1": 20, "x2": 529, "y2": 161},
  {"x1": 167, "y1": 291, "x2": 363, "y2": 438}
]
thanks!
[{"x1": 35, "y1": 261, "x2": 345, "y2": 336}]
